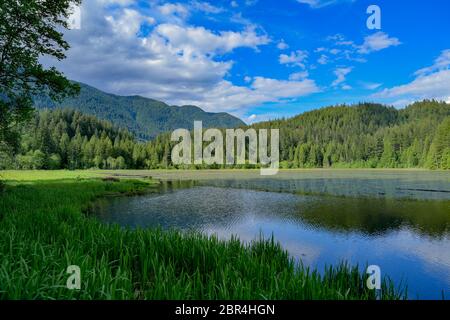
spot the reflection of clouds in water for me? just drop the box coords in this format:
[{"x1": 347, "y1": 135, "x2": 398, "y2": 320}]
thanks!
[
  {"x1": 276, "y1": 240, "x2": 321, "y2": 266},
  {"x1": 386, "y1": 229, "x2": 450, "y2": 287},
  {"x1": 203, "y1": 217, "x2": 322, "y2": 266},
  {"x1": 97, "y1": 178, "x2": 450, "y2": 298}
]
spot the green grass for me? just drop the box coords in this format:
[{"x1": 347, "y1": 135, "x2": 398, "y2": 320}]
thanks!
[
  {"x1": 1, "y1": 168, "x2": 440, "y2": 182},
  {"x1": 0, "y1": 170, "x2": 105, "y2": 181},
  {"x1": 0, "y1": 174, "x2": 407, "y2": 300}
]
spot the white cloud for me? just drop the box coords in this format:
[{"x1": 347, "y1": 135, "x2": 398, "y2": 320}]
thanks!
[
  {"x1": 247, "y1": 114, "x2": 257, "y2": 122},
  {"x1": 319, "y1": 35, "x2": 362, "y2": 64},
  {"x1": 323, "y1": 32, "x2": 398, "y2": 65},
  {"x1": 174, "y1": 77, "x2": 320, "y2": 113},
  {"x1": 317, "y1": 54, "x2": 328, "y2": 65},
  {"x1": 252, "y1": 77, "x2": 319, "y2": 98},
  {"x1": 279, "y1": 50, "x2": 308, "y2": 68},
  {"x1": 358, "y1": 32, "x2": 401, "y2": 54},
  {"x1": 362, "y1": 82, "x2": 382, "y2": 90},
  {"x1": 374, "y1": 49, "x2": 450, "y2": 104},
  {"x1": 329, "y1": 48, "x2": 340, "y2": 55},
  {"x1": 44, "y1": 1, "x2": 319, "y2": 116},
  {"x1": 158, "y1": 1, "x2": 224, "y2": 22},
  {"x1": 231, "y1": 1, "x2": 239, "y2": 8},
  {"x1": 297, "y1": 0, "x2": 356, "y2": 9},
  {"x1": 414, "y1": 49, "x2": 450, "y2": 77},
  {"x1": 100, "y1": 0, "x2": 135, "y2": 5},
  {"x1": 375, "y1": 70, "x2": 450, "y2": 101},
  {"x1": 332, "y1": 67, "x2": 352, "y2": 87},
  {"x1": 296, "y1": 0, "x2": 340, "y2": 8},
  {"x1": 155, "y1": 24, "x2": 270, "y2": 56},
  {"x1": 326, "y1": 34, "x2": 356, "y2": 48},
  {"x1": 106, "y1": 9, "x2": 155, "y2": 37},
  {"x1": 190, "y1": 1, "x2": 224, "y2": 14},
  {"x1": 277, "y1": 40, "x2": 289, "y2": 50},
  {"x1": 158, "y1": 3, "x2": 189, "y2": 19},
  {"x1": 289, "y1": 71, "x2": 309, "y2": 80}
]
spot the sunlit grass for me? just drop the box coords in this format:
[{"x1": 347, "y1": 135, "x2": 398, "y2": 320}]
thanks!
[
  {"x1": 0, "y1": 168, "x2": 438, "y2": 183},
  {"x1": 0, "y1": 170, "x2": 105, "y2": 181},
  {"x1": 0, "y1": 175, "x2": 407, "y2": 300}
]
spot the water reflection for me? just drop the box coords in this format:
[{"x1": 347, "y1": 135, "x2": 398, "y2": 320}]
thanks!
[
  {"x1": 94, "y1": 179, "x2": 450, "y2": 299},
  {"x1": 150, "y1": 180, "x2": 450, "y2": 237}
]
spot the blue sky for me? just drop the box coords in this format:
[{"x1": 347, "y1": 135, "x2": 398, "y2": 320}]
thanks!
[{"x1": 53, "y1": 0, "x2": 450, "y2": 123}]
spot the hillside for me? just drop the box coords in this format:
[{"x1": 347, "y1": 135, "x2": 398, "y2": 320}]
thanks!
[
  {"x1": 250, "y1": 100, "x2": 450, "y2": 169},
  {"x1": 33, "y1": 82, "x2": 245, "y2": 140},
  {"x1": 1, "y1": 100, "x2": 449, "y2": 170}
]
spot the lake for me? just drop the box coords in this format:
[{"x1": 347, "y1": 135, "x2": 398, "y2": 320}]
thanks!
[{"x1": 95, "y1": 170, "x2": 450, "y2": 299}]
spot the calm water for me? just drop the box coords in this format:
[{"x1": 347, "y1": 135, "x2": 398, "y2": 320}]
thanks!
[{"x1": 95, "y1": 170, "x2": 450, "y2": 299}]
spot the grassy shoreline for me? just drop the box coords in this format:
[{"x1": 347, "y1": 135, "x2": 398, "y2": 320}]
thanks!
[
  {"x1": 1, "y1": 168, "x2": 446, "y2": 182},
  {"x1": 0, "y1": 174, "x2": 406, "y2": 299}
]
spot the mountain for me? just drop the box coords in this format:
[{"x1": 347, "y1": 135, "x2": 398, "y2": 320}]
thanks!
[
  {"x1": 2, "y1": 100, "x2": 449, "y2": 170},
  {"x1": 249, "y1": 100, "x2": 450, "y2": 169},
  {"x1": 138, "y1": 100, "x2": 449, "y2": 170},
  {"x1": 32, "y1": 82, "x2": 245, "y2": 140}
]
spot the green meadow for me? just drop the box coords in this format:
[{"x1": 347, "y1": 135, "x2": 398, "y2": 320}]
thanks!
[{"x1": 0, "y1": 171, "x2": 406, "y2": 300}]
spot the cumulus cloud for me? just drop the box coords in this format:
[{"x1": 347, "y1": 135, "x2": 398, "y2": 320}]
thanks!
[
  {"x1": 158, "y1": 2, "x2": 190, "y2": 22},
  {"x1": 173, "y1": 77, "x2": 320, "y2": 113},
  {"x1": 332, "y1": 67, "x2": 352, "y2": 87},
  {"x1": 277, "y1": 40, "x2": 289, "y2": 50},
  {"x1": 375, "y1": 70, "x2": 450, "y2": 102},
  {"x1": 317, "y1": 54, "x2": 329, "y2": 65},
  {"x1": 374, "y1": 49, "x2": 450, "y2": 104},
  {"x1": 100, "y1": 0, "x2": 135, "y2": 5},
  {"x1": 251, "y1": 77, "x2": 319, "y2": 98},
  {"x1": 358, "y1": 32, "x2": 401, "y2": 54},
  {"x1": 157, "y1": 1, "x2": 224, "y2": 23},
  {"x1": 106, "y1": 8, "x2": 155, "y2": 37},
  {"x1": 44, "y1": 0, "x2": 320, "y2": 116},
  {"x1": 190, "y1": 1, "x2": 224, "y2": 14},
  {"x1": 289, "y1": 71, "x2": 309, "y2": 80},
  {"x1": 279, "y1": 50, "x2": 308, "y2": 68},
  {"x1": 155, "y1": 24, "x2": 270, "y2": 55}
]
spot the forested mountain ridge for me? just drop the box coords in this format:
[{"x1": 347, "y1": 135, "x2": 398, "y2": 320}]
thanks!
[
  {"x1": 32, "y1": 82, "x2": 245, "y2": 140},
  {"x1": 1, "y1": 100, "x2": 449, "y2": 170},
  {"x1": 250, "y1": 100, "x2": 450, "y2": 169}
]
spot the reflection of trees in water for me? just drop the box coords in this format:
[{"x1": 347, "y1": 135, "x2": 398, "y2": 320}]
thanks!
[
  {"x1": 103, "y1": 180, "x2": 450, "y2": 238},
  {"x1": 159, "y1": 180, "x2": 198, "y2": 193},
  {"x1": 191, "y1": 179, "x2": 450, "y2": 237},
  {"x1": 291, "y1": 197, "x2": 450, "y2": 237},
  {"x1": 199, "y1": 178, "x2": 450, "y2": 200}
]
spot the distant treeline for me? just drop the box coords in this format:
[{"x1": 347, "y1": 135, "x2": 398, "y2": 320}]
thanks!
[
  {"x1": 0, "y1": 100, "x2": 449, "y2": 170},
  {"x1": 254, "y1": 100, "x2": 450, "y2": 170}
]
